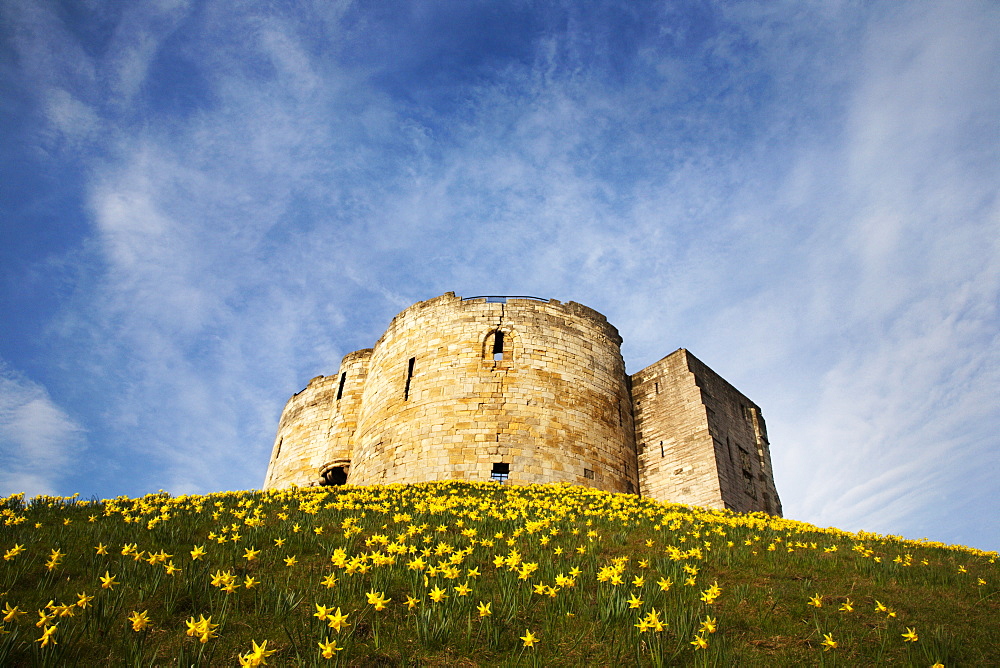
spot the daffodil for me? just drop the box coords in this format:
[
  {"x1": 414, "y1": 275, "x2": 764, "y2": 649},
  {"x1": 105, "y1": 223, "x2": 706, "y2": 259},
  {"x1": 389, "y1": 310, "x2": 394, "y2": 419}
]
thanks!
[
  {"x1": 902, "y1": 627, "x2": 919, "y2": 642},
  {"x1": 35, "y1": 624, "x2": 57, "y2": 647},
  {"x1": 366, "y1": 589, "x2": 390, "y2": 611},
  {"x1": 239, "y1": 639, "x2": 278, "y2": 666},
  {"x1": 2, "y1": 603, "x2": 25, "y2": 623},
  {"x1": 699, "y1": 615, "x2": 717, "y2": 634},
  {"x1": 429, "y1": 585, "x2": 448, "y2": 603},
  {"x1": 128, "y1": 610, "x2": 151, "y2": 632},
  {"x1": 318, "y1": 638, "x2": 343, "y2": 659},
  {"x1": 99, "y1": 571, "x2": 119, "y2": 589},
  {"x1": 821, "y1": 632, "x2": 837, "y2": 651},
  {"x1": 520, "y1": 629, "x2": 538, "y2": 648},
  {"x1": 690, "y1": 634, "x2": 708, "y2": 650},
  {"x1": 326, "y1": 608, "x2": 350, "y2": 633},
  {"x1": 406, "y1": 595, "x2": 420, "y2": 610},
  {"x1": 477, "y1": 601, "x2": 492, "y2": 617}
]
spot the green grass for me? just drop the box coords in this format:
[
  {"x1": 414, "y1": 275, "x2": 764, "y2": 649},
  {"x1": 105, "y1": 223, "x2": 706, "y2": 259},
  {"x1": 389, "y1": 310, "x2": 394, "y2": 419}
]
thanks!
[{"x1": 1, "y1": 481, "x2": 996, "y2": 666}]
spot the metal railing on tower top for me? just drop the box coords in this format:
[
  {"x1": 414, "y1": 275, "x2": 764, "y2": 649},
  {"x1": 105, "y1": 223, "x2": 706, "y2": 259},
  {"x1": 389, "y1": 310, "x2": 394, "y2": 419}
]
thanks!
[{"x1": 460, "y1": 295, "x2": 549, "y2": 303}]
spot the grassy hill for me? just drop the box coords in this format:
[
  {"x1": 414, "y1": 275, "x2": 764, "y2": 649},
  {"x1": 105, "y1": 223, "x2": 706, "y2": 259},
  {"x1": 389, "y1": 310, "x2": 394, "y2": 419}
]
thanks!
[{"x1": 1, "y1": 481, "x2": 996, "y2": 666}]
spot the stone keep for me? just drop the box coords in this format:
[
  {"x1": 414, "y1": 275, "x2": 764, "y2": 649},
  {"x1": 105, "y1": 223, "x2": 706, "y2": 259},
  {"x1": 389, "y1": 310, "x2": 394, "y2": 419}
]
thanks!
[{"x1": 263, "y1": 293, "x2": 781, "y2": 515}]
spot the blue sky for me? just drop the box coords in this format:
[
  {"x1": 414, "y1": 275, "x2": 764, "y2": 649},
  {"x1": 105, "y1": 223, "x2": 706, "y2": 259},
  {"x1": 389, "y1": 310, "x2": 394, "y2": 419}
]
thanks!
[{"x1": 1, "y1": 2, "x2": 997, "y2": 551}]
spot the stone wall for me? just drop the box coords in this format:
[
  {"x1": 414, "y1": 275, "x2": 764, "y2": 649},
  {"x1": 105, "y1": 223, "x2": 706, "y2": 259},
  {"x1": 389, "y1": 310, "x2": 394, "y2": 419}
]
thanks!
[
  {"x1": 348, "y1": 293, "x2": 638, "y2": 493},
  {"x1": 263, "y1": 374, "x2": 339, "y2": 488},
  {"x1": 633, "y1": 349, "x2": 781, "y2": 514}
]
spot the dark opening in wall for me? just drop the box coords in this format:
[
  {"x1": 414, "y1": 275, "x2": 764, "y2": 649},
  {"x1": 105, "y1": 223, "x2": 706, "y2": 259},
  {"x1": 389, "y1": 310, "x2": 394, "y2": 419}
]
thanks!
[
  {"x1": 322, "y1": 466, "x2": 348, "y2": 486},
  {"x1": 336, "y1": 373, "x2": 346, "y2": 400},
  {"x1": 490, "y1": 462, "x2": 509, "y2": 483},
  {"x1": 655, "y1": 382, "x2": 660, "y2": 394},
  {"x1": 275, "y1": 438, "x2": 282, "y2": 459},
  {"x1": 583, "y1": 468, "x2": 594, "y2": 479},
  {"x1": 493, "y1": 331, "x2": 505, "y2": 361},
  {"x1": 660, "y1": 441, "x2": 664, "y2": 457},
  {"x1": 403, "y1": 357, "x2": 415, "y2": 400}
]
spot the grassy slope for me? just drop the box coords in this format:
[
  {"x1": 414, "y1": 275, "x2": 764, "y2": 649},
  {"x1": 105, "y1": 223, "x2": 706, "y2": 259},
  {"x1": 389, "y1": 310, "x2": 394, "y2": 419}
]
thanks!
[{"x1": 1, "y1": 481, "x2": 997, "y2": 666}]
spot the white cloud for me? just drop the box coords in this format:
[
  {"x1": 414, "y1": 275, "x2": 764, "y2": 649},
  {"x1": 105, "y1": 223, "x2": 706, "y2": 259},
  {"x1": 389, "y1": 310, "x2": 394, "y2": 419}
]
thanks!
[{"x1": 0, "y1": 362, "x2": 85, "y2": 498}]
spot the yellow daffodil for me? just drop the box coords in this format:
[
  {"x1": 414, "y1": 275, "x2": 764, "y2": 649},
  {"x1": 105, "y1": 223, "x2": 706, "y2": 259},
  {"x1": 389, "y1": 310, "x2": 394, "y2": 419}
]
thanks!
[
  {"x1": 691, "y1": 634, "x2": 708, "y2": 650},
  {"x1": 365, "y1": 589, "x2": 391, "y2": 611},
  {"x1": 35, "y1": 624, "x2": 57, "y2": 647},
  {"x1": 808, "y1": 593, "x2": 823, "y2": 608},
  {"x1": 190, "y1": 545, "x2": 206, "y2": 561},
  {"x1": 326, "y1": 607, "x2": 350, "y2": 633},
  {"x1": 699, "y1": 616, "x2": 717, "y2": 634},
  {"x1": 99, "y1": 571, "x2": 119, "y2": 589},
  {"x1": 2, "y1": 603, "x2": 25, "y2": 623},
  {"x1": 128, "y1": 610, "x2": 151, "y2": 632},
  {"x1": 902, "y1": 627, "x2": 918, "y2": 642},
  {"x1": 821, "y1": 632, "x2": 837, "y2": 651},
  {"x1": 318, "y1": 638, "x2": 343, "y2": 659},
  {"x1": 239, "y1": 639, "x2": 277, "y2": 666},
  {"x1": 184, "y1": 615, "x2": 219, "y2": 643},
  {"x1": 520, "y1": 629, "x2": 538, "y2": 648}
]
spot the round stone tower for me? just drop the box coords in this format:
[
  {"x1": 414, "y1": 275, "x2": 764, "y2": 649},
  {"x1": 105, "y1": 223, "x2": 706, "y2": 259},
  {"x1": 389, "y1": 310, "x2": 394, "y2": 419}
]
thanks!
[
  {"x1": 263, "y1": 348, "x2": 370, "y2": 489},
  {"x1": 263, "y1": 292, "x2": 639, "y2": 493},
  {"x1": 347, "y1": 293, "x2": 638, "y2": 493}
]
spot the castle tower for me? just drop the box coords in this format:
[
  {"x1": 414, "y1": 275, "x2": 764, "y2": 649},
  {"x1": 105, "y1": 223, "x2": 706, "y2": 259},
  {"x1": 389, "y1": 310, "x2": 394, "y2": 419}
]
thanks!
[
  {"x1": 263, "y1": 293, "x2": 781, "y2": 517},
  {"x1": 265, "y1": 292, "x2": 639, "y2": 494},
  {"x1": 631, "y1": 349, "x2": 782, "y2": 514}
]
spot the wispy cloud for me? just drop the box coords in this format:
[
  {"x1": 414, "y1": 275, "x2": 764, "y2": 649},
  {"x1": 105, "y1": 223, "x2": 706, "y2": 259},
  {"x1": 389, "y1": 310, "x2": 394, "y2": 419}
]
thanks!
[{"x1": 0, "y1": 362, "x2": 85, "y2": 498}]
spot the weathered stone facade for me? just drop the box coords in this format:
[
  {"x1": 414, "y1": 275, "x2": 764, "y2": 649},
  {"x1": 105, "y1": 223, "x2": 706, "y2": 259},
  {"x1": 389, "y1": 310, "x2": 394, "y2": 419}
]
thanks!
[{"x1": 263, "y1": 293, "x2": 781, "y2": 514}]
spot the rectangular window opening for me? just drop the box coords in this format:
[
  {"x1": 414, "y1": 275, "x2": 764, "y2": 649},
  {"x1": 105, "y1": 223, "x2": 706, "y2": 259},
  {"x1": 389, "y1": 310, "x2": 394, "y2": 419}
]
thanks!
[
  {"x1": 491, "y1": 462, "x2": 510, "y2": 483},
  {"x1": 583, "y1": 468, "x2": 594, "y2": 479},
  {"x1": 654, "y1": 382, "x2": 659, "y2": 394},
  {"x1": 493, "y1": 331, "x2": 505, "y2": 361},
  {"x1": 403, "y1": 357, "x2": 415, "y2": 400},
  {"x1": 336, "y1": 372, "x2": 346, "y2": 400},
  {"x1": 660, "y1": 441, "x2": 664, "y2": 458}
]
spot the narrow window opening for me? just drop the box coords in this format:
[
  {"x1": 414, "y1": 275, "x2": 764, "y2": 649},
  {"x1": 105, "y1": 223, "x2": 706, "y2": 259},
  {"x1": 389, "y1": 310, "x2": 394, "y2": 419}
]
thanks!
[
  {"x1": 490, "y1": 462, "x2": 510, "y2": 483},
  {"x1": 336, "y1": 373, "x2": 346, "y2": 400},
  {"x1": 654, "y1": 382, "x2": 659, "y2": 394},
  {"x1": 275, "y1": 438, "x2": 282, "y2": 459},
  {"x1": 403, "y1": 357, "x2": 415, "y2": 400},
  {"x1": 660, "y1": 441, "x2": 664, "y2": 458},
  {"x1": 492, "y1": 331, "x2": 505, "y2": 361},
  {"x1": 583, "y1": 468, "x2": 594, "y2": 479}
]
